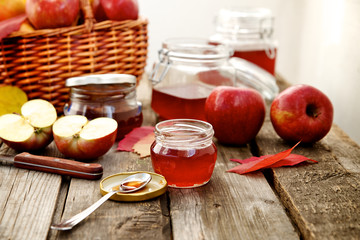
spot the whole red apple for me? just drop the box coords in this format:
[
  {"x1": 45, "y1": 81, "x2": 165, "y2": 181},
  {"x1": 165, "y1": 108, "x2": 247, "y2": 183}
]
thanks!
[
  {"x1": 92, "y1": 0, "x2": 108, "y2": 22},
  {"x1": 270, "y1": 84, "x2": 333, "y2": 143},
  {"x1": 205, "y1": 86, "x2": 266, "y2": 145},
  {"x1": 26, "y1": 0, "x2": 80, "y2": 29},
  {"x1": 100, "y1": 0, "x2": 139, "y2": 21}
]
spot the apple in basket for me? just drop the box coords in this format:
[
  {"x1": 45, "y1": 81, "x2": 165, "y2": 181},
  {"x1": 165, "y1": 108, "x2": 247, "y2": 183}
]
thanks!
[
  {"x1": 270, "y1": 84, "x2": 334, "y2": 143},
  {"x1": 100, "y1": 0, "x2": 139, "y2": 21},
  {"x1": 205, "y1": 86, "x2": 266, "y2": 145},
  {"x1": 0, "y1": 0, "x2": 26, "y2": 21},
  {"x1": 0, "y1": 99, "x2": 57, "y2": 151},
  {"x1": 26, "y1": 0, "x2": 80, "y2": 29},
  {"x1": 52, "y1": 115, "x2": 118, "y2": 161}
]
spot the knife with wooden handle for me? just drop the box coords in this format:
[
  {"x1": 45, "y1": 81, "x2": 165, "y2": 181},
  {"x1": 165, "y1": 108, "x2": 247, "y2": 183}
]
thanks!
[{"x1": 0, "y1": 152, "x2": 103, "y2": 180}]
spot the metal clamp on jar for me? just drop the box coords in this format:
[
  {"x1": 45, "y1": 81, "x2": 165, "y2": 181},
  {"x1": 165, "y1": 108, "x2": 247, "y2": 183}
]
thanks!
[
  {"x1": 149, "y1": 38, "x2": 278, "y2": 121},
  {"x1": 64, "y1": 74, "x2": 143, "y2": 140},
  {"x1": 209, "y1": 8, "x2": 278, "y2": 75}
]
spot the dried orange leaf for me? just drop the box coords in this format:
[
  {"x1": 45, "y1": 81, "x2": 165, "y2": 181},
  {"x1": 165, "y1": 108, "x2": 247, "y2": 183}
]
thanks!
[
  {"x1": 132, "y1": 132, "x2": 155, "y2": 158},
  {"x1": 0, "y1": 85, "x2": 28, "y2": 116}
]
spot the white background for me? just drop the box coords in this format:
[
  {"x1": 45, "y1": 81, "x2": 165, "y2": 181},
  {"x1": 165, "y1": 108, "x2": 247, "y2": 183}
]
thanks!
[{"x1": 138, "y1": 0, "x2": 360, "y2": 145}]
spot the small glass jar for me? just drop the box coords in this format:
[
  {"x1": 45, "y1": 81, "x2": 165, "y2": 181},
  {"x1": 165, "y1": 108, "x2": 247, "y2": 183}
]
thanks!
[
  {"x1": 209, "y1": 8, "x2": 278, "y2": 75},
  {"x1": 149, "y1": 38, "x2": 278, "y2": 121},
  {"x1": 150, "y1": 119, "x2": 217, "y2": 188},
  {"x1": 64, "y1": 74, "x2": 143, "y2": 140}
]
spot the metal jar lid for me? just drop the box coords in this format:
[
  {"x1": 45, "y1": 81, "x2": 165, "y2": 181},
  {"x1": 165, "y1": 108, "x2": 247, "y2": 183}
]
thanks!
[{"x1": 65, "y1": 74, "x2": 136, "y2": 87}]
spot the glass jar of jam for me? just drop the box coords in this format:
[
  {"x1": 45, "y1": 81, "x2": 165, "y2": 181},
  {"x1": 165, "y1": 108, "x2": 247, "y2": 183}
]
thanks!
[
  {"x1": 150, "y1": 119, "x2": 217, "y2": 188},
  {"x1": 209, "y1": 8, "x2": 278, "y2": 75},
  {"x1": 64, "y1": 74, "x2": 143, "y2": 140},
  {"x1": 149, "y1": 38, "x2": 278, "y2": 121}
]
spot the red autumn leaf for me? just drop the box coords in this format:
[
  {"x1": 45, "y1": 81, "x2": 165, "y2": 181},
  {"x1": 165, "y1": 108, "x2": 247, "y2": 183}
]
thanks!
[
  {"x1": 231, "y1": 154, "x2": 317, "y2": 168},
  {"x1": 228, "y1": 141, "x2": 301, "y2": 174},
  {"x1": 0, "y1": 14, "x2": 27, "y2": 40},
  {"x1": 117, "y1": 126, "x2": 155, "y2": 152},
  {"x1": 270, "y1": 154, "x2": 317, "y2": 167}
]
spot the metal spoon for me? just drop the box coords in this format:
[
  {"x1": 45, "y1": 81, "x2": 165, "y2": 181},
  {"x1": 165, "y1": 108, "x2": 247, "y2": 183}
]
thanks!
[{"x1": 51, "y1": 172, "x2": 152, "y2": 231}]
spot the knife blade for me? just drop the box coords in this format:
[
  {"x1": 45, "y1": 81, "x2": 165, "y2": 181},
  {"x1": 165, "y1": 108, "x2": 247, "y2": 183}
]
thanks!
[{"x1": 0, "y1": 152, "x2": 103, "y2": 180}]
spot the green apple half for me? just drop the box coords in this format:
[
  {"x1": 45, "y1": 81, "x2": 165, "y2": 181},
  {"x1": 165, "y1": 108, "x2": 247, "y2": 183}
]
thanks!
[
  {"x1": 0, "y1": 99, "x2": 57, "y2": 151},
  {"x1": 53, "y1": 115, "x2": 118, "y2": 161}
]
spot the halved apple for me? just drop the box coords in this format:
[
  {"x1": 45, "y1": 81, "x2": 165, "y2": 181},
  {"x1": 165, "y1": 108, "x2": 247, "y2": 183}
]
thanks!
[
  {"x1": 53, "y1": 115, "x2": 118, "y2": 161},
  {"x1": 0, "y1": 99, "x2": 57, "y2": 151}
]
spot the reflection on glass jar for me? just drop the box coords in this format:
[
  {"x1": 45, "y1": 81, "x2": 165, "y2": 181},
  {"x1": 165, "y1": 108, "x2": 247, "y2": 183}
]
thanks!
[
  {"x1": 64, "y1": 74, "x2": 143, "y2": 140},
  {"x1": 209, "y1": 8, "x2": 278, "y2": 75},
  {"x1": 150, "y1": 119, "x2": 217, "y2": 188},
  {"x1": 149, "y1": 38, "x2": 278, "y2": 121}
]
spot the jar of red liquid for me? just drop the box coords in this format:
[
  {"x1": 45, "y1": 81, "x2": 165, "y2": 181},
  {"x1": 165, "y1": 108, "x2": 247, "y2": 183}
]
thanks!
[
  {"x1": 209, "y1": 8, "x2": 277, "y2": 75},
  {"x1": 149, "y1": 38, "x2": 278, "y2": 121},
  {"x1": 150, "y1": 119, "x2": 217, "y2": 188},
  {"x1": 64, "y1": 74, "x2": 143, "y2": 140}
]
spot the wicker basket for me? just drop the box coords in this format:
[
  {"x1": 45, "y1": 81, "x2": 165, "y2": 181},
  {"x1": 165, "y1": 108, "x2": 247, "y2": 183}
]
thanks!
[{"x1": 0, "y1": 0, "x2": 148, "y2": 114}]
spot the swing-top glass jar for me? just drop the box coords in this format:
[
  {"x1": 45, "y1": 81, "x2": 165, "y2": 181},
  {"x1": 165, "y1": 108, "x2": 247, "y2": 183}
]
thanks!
[
  {"x1": 209, "y1": 8, "x2": 277, "y2": 75},
  {"x1": 149, "y1": 38, "x2": 278, "y2": 121},
  {"x1": 64, "y1": 74, "x2": 143, "y2": 140}
]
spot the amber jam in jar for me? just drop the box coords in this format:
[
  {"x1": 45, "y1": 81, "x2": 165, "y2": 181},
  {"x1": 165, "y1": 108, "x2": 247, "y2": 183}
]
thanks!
[
  {"x1": 150, "y1": 119, "x2": 217, "y2": 188},
  {"x1": 64, "y1": 74, "x2": 143, "y2": 140},
  {"x1": 209, "y1": 8, "x2": 277, "y2": 75},
  {"x1": 150, "y1": 38, "x2": 279, "y2": 121},
  {"x1": 149, "y1": 38, "x2": 234, "y2": 121}
]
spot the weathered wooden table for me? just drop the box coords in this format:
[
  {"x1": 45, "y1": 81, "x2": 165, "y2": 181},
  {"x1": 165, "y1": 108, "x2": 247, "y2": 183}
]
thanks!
[{"x1": 1, "y1": 76, "x2": 359, "y2": 240}]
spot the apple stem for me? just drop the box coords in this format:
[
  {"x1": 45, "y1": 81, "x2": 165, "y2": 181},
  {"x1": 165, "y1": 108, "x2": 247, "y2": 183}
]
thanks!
[
  {"x1": 306, "y1": 104, "x2": 319, "y2": 118},
  {"x1": 34, "y1": 128, "x2": 42, "y2": 134}
]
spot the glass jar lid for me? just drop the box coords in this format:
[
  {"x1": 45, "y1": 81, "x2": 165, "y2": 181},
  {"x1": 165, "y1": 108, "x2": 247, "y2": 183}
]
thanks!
[
  {"x1": 229, "y1": 57, "x2": 278, "y2": 100},
  {"x1": 66, "y1": 74, "x2": 136, "y2": 87},
  {"x1": 160, "y1": 38, "x2": 233, "y2": 61},
  {"x1": 215, "y1": 8, "x2": 274, "y2": 38}
]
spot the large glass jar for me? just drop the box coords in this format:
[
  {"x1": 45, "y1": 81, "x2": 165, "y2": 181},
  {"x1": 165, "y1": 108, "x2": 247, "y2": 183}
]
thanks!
[
  {"x1": 150, "y1": 119, "x2": 217, "y2": 188},
  {"x1": 64, "y1": 74, "x2": 143, "y2": 140},
  {"x1": 149, "y1": 38, "x2": 278, "y2": 121},
  {"x1": 209, "y1": 8, "x2": 278, "y2": 75}
]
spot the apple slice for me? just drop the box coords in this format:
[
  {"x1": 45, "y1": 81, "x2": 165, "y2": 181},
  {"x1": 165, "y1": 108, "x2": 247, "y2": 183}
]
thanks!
[
  {"x1": 0, "y1": 99, "x2": 57, "y2": 151},
  {"x1": 53, "y1": 115, "x2": 118, "y2": 161}
]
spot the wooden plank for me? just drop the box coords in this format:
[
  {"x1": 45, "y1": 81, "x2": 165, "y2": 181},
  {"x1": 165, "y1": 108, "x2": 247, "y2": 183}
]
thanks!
[
  {"x1": 169, "y1": 142, "x2": 299, "y2": 240},
  {"x1": 53, "y1": 101, "x2": 170, "y2": 239},
  {"x1": 0, "y1": 143, "x2": 62, "y2": 240},
  {"x1": 255, "y1": 120, "x2": 360, "y2": 239}
]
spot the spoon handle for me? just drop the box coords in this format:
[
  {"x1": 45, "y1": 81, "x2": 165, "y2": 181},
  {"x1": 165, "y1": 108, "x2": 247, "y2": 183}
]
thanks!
[{"x1": 51, "y1": 190, "x2": 118, "y2": 230}]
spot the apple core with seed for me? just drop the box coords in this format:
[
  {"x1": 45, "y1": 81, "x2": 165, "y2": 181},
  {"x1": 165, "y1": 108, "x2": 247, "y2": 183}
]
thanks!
[
  {"x1": 53, "y1": 115, "x2": 118, "y2": 161},
  {"x1": 0, "y1": 99, "x2": 57, "y2": 151}
]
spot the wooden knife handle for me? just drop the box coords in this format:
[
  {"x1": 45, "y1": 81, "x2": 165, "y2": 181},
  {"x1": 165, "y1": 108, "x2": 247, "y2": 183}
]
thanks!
[{"x1": 13, "y1": 152, "x2": 103, "y2": 180}]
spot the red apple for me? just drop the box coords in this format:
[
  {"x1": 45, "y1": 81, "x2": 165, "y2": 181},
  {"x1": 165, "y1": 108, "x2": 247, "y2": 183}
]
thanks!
[
  {"x1": 53, "y1": 115, "x2": 118, "y2": 161},
  {"x1": 0, "y1": 99, "x2": 57, "y2": 151},
  {"x1": 26, "y1": 0, "x2": 80, "y2": 29},
  {"x1": 205, "y1": 86, "x2": 266, "y2": 145},
  {"x1": 92, "y1": 0, "x2": 108, "y2": 22},
  {"x1": 0, "y1": 0, "x2": 26, "y2": 21},
  {"x1": 100, "y1": 0, "x2": 139, "y2": 21},
  {"x1": 270, "y1": 84, "x2": 334, "y2": 143}
]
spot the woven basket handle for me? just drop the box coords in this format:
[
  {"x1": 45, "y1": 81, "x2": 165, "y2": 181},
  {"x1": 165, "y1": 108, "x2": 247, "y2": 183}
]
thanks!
[{"x1": 80, "y1": 0, "x2": 95, "y2": 33}]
